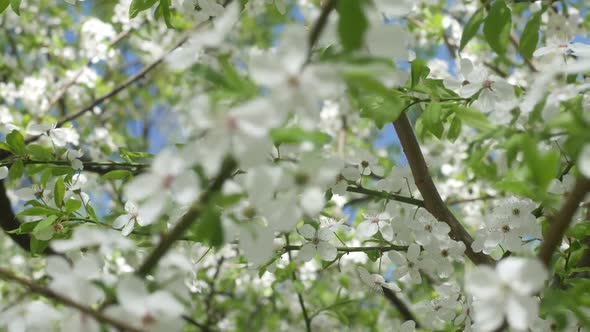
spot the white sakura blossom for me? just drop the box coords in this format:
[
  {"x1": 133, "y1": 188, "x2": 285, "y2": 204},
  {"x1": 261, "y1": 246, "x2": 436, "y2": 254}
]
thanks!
[
  {"x1": 0, "y1": 166, "x2": 7, "y2": 180},
  {"x1": 415, "y1": 282, "x2": 462, "y2": 329},
  {"x1": 472, "y1": 197, "x2": 541, "y2": 255},
  {"x1": 26, "y1": 123, "x2": 80, "y2": 147},
  {"x1": 298, "y1": 224, "x2": 337, "y2": 262},
  {"x1": 444, "y1": 58, "x2": 516, "y2": 116},
  {"x1": 375, "y1": 166, "x2": 416, "y2": 197},
  {"x1": 106, "y1": 275, "x2": 185, "y2": 331},
  {"x1": 124, "y1": 148, "x2": 200, "y2": 225},
  {"x1": 183, "y1": 0, "x2": 225, "y2": 24},
  {"x1": 66, "y1": 149, "x2": 84, "y2": 170},
  {"x1": 188, "y1": 97, "x2": 282, "y2": 175},
  {"x1": 390, "y1": 319, "x2": 416, "y2": 332},
  {"x1": 373, "y1": 0, "x2": 414, "y2": 18},
  {"x1": 389, "y1": 243, "x2": 423, "y2": 284},
  {"x1": 46, "y1": 254, "x2": 104, "y2": 305},
  {"x1": 0, "y1": 300, "x2": 61, "y2": 332},
  {"x1": 466, "y1": 257, "x2": 547, "y2": 332},
  {"x1": 50, "y1": 224, "x2": 132, "y2": 253},
  {"x1": 533, "y1": 39, "x2": 590, "y2": 59},
  {"x1": 248, "y1": 25, "x2": 343, "y2": 126},
  {"x1": 167, "y1": 2, "x2": 239, "y2": 71},
  {"x1": 348, "y1": 148, "x2": 384, "y2": 177},
  {"x1": 358, "y1": 212, "x2": 394, "y2": 241},
  {"x1": 80, "y1": 18, "x2": 117, "y2": 62},
  {"x1": 409, "y1": 209, "x2": 451, "y2": 245},
  {"x1": 365, "y1": 23, "x2": 410, "y2": 60},
  {"x1": 113, "y1": 201, "x2": 144, "y2": 236},
  {"x1": 356, "y1": 266, "x2": 400, "y2": 293},
  {"x1": 421, "y1": 238, "x2": 465, "y2": 278}
]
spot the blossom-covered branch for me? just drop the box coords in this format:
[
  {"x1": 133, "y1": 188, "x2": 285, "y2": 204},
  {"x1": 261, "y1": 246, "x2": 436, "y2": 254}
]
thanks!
[
  {"x1": 538, "y1": 178, "x2": 590, "y2": 266},
  {"x1": 392, "y1": 113, "x2": 494, "y2": 266},
  {"x1": 0, "y1": 267, "x2": 142, "y2": 332}
]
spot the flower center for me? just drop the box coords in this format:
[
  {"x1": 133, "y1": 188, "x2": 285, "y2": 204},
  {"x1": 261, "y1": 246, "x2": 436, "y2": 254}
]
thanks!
[
  {"x1": 163, "y1": 174, "x2": 175, "y2": 189},
  {"x1": 142, "y1": 312, "x2": 157, "y2": 326},
  {"x1": 482, "y1": 79, "x2": 493, "y2": 89},
  {"x1": 424, "y1": 224, "x2": 433, "y2": 232},
  {"x1": 502, "y1": 224, "x2": 511, "y2": 233}
]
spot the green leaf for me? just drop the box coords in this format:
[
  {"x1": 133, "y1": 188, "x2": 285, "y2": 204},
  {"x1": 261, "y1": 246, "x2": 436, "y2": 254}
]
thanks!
[
  {"x1": 129, "y1": 0, "x2": 157, "y2": 18},
  {"x1": 9, "y1": 160, "x2": 23, "y2": 182},
  {"x1": 159, "y1": 0, "x2": 173, "y2": 28},
  {"x1": 192, "y1": 206, "x2": 223, "y2": 247},
  {"x1": 410, "y1": 59, "x2": 430, "y2": 88},
  {"x1": 0, "y1": 0, "x2": 9, "y2": 13},
  {"x1": 10, "y1": 0, "x2": 20, "y2": 15},
  {"x1": 337, "y1": 0, "x2": 368, "y2": 52},
  {"x1": 51, "y1": 166, "x2": 74, "y2": 176},
  {"x1": 422, "y1": 103, "x2": 444, "y2": 138},
  {"x1": 270, "y1": 128, "x2": 331, "y2": 146},
  {"x1": 483, "y1": 0, "x2": 512, "y2": 56},
  {"x1": 102, "y1": 170, "x2": 132, "y2": 180},
  {"x1": 6, "y1": 130, "x2": 27, "y2": 156},
  {"x1": 33, "y1": 215, "x2": 58, "y2": 241},
  {"x1": 0, "y1": 142, "x2": 11, "y2": 152},
  {"x1": 454, "y1": 106, "x2": 494, "y2": 132},
  {"x1": 54, "y1": 177, "x2": 65, "y2": 208},
  {"x1": 447, "y1": 116, "x2": 462, "y2": 142},
  {"x1": 65, "y1": 198, "x2": 82, "y2": 213},
  {"x1": 344, "y1": 72, "x2": 405, "y2": 128},
  {"x1": 519, "y1": 11, "x2": 541, "y2": 60},
  {"x1": 8, "y1": 220, "x2": 38, "y2": 234},
  {"x1": 30, "y1": 238, "x2": 49, "y2": 255},
  {"x1": 522, "y1": 137, "x2": 559, "y2": 191},
  {"x1": 460, "y1": 7, "x2": 485, "y2": 51},
  {"x1": 27, "y1": 144, "x2": 52, "y2": 160},
  {"x1": 86, "y1": 204, "x2": 98, "y2": 222},
  {"x1": 17, "y1": 207, "x2": 59, "y2": 217}
]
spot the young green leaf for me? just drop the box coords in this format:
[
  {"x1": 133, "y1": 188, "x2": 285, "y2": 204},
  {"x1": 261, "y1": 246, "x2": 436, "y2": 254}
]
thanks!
[
  {"x1": 102, "y1": 170, "x2": 132, "y2": 180},
  {"x1": 483, "y1": 0, "x2": 512, "y2": 56},
  {"x1": 0, "y1": 0, "x2": 9, "y2": 13},
  {"x1": 6, "y1": 130, "x2": 27, "y2": 156},
  {"x1": 460, "y1": 7, "x2": 485, "y2": 51},
  {"x1": 9, "y1": 160, "x2": 24, "y2": 182},
  {"x1": 54, "y1": 177, "x2": 65, "y2": 208},
  {"x1": 410, "y1": 59, "x2": 430, "y2": 88},
  {"x1": 10, "y1": 0, "x2": 20, "y2": 15},
  {"x1": 519, "y1": 11, "x2": 541, "y2": 60},
  {"x1": 337, "y1": 0, "x2": 368, "y2": 52},
  {"x1": 129, "y1": 0, "x2": 158, "y2": 18}
]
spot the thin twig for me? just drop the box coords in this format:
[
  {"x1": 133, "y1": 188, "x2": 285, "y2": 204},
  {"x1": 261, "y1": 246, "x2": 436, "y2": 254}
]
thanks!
[
  {"x1": 285, "y1": 235, "x2": 312, "y2": 332},
  {"x1": 46, "y1": 28, "x2": 135, "y2": 111},
  {"x1": 284, "y1": 245, "x2": 408, "y2": 252},
  {"x1": 346, "y1": 185, "x2": 425, "y2": 208}
]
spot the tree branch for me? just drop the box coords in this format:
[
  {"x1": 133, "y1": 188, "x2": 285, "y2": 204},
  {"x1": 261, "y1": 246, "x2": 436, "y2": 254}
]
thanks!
[
  {"x1": 392, "y1": 113, "x2": 495, "y2": 266},
  {"x1": 381, "y1": 287, "x2": 420, "y2": 328},
  {"x1": 0, "y1": 267, "x2": 142, "y2": 332},
  {"x1": 538, "y1": 178, "x2": 590, "y2": 267}
]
